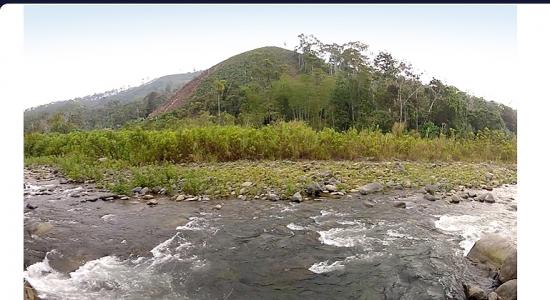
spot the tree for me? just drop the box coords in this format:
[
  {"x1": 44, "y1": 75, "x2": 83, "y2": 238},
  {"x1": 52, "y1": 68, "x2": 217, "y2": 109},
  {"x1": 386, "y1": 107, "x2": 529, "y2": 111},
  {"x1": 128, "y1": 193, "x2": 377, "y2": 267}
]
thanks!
[{"x1": 214, "y1": 79, "x2": 227, "y2": 120}]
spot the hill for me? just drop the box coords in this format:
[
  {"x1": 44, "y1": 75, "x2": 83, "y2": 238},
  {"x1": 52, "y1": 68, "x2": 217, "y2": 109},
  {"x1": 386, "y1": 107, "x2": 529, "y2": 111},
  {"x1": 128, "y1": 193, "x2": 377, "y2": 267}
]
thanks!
[
  {"x1": 24, "y1": 71, "x2": 200, "y2": 132},
  {"x1": 151, "y1": 46, "x2": 299, "y2": 117},
  {"x1": 148, "y1": 39, "x2": 516, "y2": 135}
]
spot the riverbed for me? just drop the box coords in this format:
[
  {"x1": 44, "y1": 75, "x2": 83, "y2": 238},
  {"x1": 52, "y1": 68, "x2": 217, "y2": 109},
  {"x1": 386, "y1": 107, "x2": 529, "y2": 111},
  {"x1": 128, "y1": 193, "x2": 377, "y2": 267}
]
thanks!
[{"x1": 23, "y1": 166, "x2": 517, "y2": 300}]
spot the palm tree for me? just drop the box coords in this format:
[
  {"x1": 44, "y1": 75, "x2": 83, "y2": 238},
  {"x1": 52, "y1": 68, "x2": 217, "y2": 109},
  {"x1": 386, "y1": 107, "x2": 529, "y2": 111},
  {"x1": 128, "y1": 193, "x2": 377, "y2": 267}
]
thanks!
[{"x1": 214, "y1": 79, "x2": 227, "y2": 121}]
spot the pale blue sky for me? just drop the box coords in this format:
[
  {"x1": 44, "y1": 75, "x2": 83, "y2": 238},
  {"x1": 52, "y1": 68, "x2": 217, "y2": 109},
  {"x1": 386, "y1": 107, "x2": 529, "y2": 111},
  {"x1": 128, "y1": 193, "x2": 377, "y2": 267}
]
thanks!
[{"x1": 24, "y1": 4, "x2": 517, "y2": 107}]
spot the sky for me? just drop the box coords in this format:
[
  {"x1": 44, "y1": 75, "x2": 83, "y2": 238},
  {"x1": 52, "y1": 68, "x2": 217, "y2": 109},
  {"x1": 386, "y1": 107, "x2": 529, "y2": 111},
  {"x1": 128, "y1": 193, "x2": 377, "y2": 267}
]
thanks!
[{"x1": 24, "y1": 4, "x2": 517, "y2": 108}]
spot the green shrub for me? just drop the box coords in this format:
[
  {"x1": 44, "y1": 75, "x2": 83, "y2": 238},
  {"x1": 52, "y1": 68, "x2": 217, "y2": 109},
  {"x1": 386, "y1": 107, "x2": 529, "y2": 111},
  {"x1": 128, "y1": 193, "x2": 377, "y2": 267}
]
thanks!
[{"x1": 24, "y1": 121, "x2": 516, "y2": 164}]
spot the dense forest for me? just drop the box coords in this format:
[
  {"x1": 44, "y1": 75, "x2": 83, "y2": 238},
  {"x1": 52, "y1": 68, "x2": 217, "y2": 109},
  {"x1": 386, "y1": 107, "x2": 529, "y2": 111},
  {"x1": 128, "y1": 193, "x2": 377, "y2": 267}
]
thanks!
[{"x1": 152, "y1": 34, "x2": 516, "y2": 137}]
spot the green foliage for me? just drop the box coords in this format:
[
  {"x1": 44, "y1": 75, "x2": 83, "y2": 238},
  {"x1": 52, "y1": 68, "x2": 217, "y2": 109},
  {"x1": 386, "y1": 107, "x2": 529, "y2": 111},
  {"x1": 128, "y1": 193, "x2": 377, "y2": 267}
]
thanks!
[{"x1": 25, "y1": 121, "x2": 516, "y2": 164}]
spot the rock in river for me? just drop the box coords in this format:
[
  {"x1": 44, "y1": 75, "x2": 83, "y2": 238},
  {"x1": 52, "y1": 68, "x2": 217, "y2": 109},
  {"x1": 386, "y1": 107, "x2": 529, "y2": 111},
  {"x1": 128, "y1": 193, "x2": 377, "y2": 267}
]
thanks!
[
  {"x1": 485, "y1": 193, "x2": 496, "y2": 203},
  {"x1": 363, "y1": 200, "x2": 375, "y2": 208},
  {"x1": 146, "y1": 199, "x2": 158, "y2": 206},
  {"x1": 424, "y1": 194, "x2": 439, "y2": 201},
  {"x1": 467, "y1": 234, "x2": 515, "y2": 269},
  {"x1": 175, "y1": 195, "x2": 186, "y2": 202},
  {"x1": 487, "y1": 292, "x2": 499, "y2": 300},
  {"x1": 464, "y1": 284, "x2": 487, "y2": 300},
  {"x1": 495, "y1": 279, "x2": 517, "y2": 300},
  {"x1": 449, "y1": 195, "x2": 461, "y2": 204},
  {"x1": 143, "y1": 195, "x2": 155, "y2": 200},
  {"x1": 29, "y1": 222, "x2": 53, "y2": 236},
  {"x1": 291, "y1": 192, "x2": 303, "y2": 203},
  {"x1": 463, "y1": 283, "x2": 487, "y2": 300},
  {"x1": 393, "y1": 201, "x2": 406, "y2": 208},
  {"x1": 358, "y1": 182, "x2": 384, "y2": 195},
  {"x1": 499, "y1": 250, "x2": 517, "y2": 283},
  {"x1": 26, "y1": 203, "x2": 37, "y2": 210}
]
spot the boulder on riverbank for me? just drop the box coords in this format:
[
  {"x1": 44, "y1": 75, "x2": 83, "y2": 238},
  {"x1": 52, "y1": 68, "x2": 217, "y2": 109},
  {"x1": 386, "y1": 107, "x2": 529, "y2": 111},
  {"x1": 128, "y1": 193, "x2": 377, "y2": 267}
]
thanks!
[
  {"x1": 498, "y1": 250, "x2": 517, "y2": 283},
  {"x1": 467, "y1": 234, "x2": 515, "y2": 269},
  {"x1": 305, "y1": 182, "x2": 322, "y2": 196}
]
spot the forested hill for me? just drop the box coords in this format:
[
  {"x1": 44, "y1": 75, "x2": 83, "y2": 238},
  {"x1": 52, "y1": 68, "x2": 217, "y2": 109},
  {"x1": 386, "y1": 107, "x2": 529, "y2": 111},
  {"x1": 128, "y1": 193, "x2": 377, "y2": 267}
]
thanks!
[
  {"x1": 151, "y1": 35, "x2": 516, "y2": 135},
  {"x1": 24, "y1": 71, "x2": 200, "y2": 132}
]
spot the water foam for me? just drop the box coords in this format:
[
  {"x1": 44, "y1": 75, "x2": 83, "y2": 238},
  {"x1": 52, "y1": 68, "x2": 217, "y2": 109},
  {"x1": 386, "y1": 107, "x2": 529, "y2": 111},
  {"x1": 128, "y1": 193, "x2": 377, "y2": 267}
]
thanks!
[
  {"x1": 309, "y1": 253, "x2": 384, "y2": 274},
  {"x1": 434, "y1": 214, "x2": 514, "y2": 255},
  {"x1": 24, "y1": 216, "x2": 215, "y2": 299},
  {"x1": 287, "y1": 223, "x2": 306, "y2": 231}
]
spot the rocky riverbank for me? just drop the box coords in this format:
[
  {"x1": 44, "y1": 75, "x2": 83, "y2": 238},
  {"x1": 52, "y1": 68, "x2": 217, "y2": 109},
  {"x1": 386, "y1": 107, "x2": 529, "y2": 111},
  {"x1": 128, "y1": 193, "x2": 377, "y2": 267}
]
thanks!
[{"x1": 24, "y1": 164, "x2": 517, "y2": 299}]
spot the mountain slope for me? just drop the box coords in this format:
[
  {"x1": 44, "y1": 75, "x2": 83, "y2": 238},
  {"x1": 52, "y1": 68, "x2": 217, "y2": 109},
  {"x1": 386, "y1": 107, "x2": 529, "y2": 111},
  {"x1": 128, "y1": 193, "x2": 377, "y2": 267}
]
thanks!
[
  {"x1": 151, "y1": 46, "x2": 299, "y2": 117},
  {"x1": 24, "y1": 71, "x2": 200, "y2": 131}
]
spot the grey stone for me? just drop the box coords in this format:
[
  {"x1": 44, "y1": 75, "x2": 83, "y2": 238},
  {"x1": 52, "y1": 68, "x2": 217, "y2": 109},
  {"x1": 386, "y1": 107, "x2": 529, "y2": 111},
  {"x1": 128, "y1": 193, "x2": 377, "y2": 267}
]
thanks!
[
  {"x1": 175, "y1": 195, "x2": 186, "y2": 202},
  {"x1": 146, "y1": 199, "x2": 158, "y2": 206},
  {"x1": 305, "y1": 182, "x2": 322, "y2": 196},
  {"x1": 140, "y1": 187, "x2": 150, "y2": 195},
  {"x1": 475, "y1": 193, "x2": 488, "y2": 202},
  {"x1": 499, "y1": 250, "x2": 517, "y2": 283},
  {"x1": 393, "y1": 201, "x2": 406, "y2": 208},
  {"x1": 467, "y1": 234, "x2": 515, "y2": 269},
  {"x1": 267, "y1": 193, "x2": 280, "y2": 201},
  {"x1": 485, "y1": 193, "x2": 496, "y2": 203},
  {"x1": 358, "y1": 182, "x2": 384, "y2": 195},
  {"x1": 213, "y1": 204, "x2": 222, "y2": 210},
  {"x1": 495, "y1": 279, "x2": 516, "y2": 300},
  {"x1": 132, "y1": 187, "x2": 142, "y2": 193},
  {"x1": 143, "y1": 195, "x2": 154, "y2": 200},
  {"x1": 325, "y1": 184, "x2": 337, "y2": 192},
  {"x1": 487, "y1": 292, "x2": 499, "y2": 300},
  {"x1": 291, "y1": 192, "x2": 303, "y2": 203},
  {"x1": 424, "y1": 194, "x2": 439, "y2": 201},
  {"x1": 464, "y1": 284, "x2": 487, "y2": 300},
  {"x1": 450, "y1": 195, "x2": 461, "y2": 204},
  {"x1": 424, "y1": 184, "x2": 439, "y2": 195}
]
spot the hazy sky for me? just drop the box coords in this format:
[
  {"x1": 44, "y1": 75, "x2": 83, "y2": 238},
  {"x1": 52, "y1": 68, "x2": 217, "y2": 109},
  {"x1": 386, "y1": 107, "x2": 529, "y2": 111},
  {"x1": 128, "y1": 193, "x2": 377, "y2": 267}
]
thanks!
[{"x1": 24, "y1": 4, "x2": 517, "y2": 108}]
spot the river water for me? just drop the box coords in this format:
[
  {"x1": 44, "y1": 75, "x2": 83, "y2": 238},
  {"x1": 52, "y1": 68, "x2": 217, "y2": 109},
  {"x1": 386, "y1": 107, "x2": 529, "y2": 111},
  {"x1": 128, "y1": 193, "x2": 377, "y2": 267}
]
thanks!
[{"x1": 23, "y1": 168, "x2": 517, "y2": 300}]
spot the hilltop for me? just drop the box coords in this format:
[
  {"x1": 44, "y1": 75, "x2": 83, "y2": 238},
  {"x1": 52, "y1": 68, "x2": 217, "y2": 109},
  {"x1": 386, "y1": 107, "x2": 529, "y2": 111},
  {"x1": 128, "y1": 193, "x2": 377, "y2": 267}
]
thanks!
[{"x1": 152, "y1": 47, "x2": 299, "y2": 117}]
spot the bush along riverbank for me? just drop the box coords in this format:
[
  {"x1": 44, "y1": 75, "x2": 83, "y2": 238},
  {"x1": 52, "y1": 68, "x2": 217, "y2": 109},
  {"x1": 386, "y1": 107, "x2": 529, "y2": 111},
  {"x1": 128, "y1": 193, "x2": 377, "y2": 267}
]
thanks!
[
  {"x1": 25, "y1": 122, "x2": 516, "y2": 164},
  {"x1": 24, "y1": 122, "x2": 516, "y2": 199}
]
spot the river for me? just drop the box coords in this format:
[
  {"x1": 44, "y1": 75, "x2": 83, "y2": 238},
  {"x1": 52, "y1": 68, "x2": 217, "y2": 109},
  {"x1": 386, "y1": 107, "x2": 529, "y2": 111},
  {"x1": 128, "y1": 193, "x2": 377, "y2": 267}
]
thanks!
[{"x1": 23, "y1": 167, "x2": 517, "y2": 300}]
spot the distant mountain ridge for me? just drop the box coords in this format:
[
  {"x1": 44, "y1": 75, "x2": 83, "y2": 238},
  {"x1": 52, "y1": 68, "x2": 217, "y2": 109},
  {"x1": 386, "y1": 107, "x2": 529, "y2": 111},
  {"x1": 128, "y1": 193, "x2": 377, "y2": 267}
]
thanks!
[{"x1": 24, "y1": 71, "x2": 200, "y2": 132}]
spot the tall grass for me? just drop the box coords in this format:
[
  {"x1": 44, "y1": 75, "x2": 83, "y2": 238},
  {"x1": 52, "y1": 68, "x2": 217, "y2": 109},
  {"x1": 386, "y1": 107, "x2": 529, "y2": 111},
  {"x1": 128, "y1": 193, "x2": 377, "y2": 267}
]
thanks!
[{"x1": 24, "y1": 121, "x2": 516, "y2": 164}]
